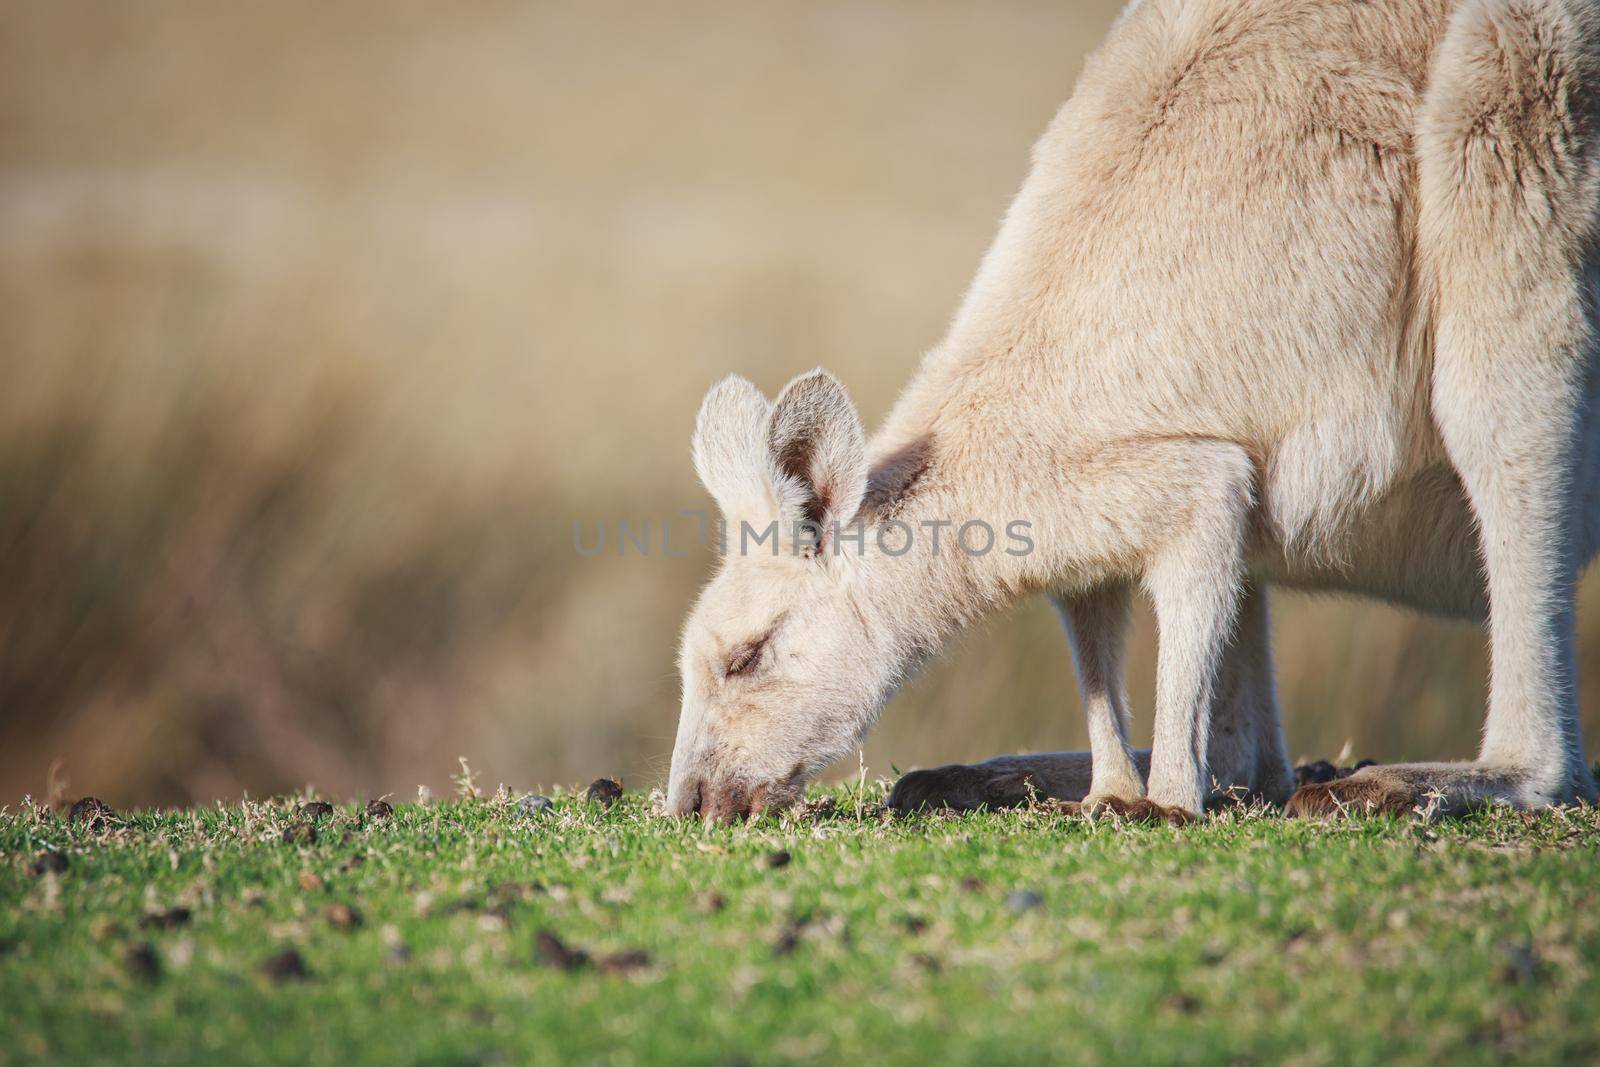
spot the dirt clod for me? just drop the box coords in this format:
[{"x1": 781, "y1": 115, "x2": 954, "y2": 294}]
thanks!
[
  {"x1": 140, "y1": 907, "x2": 192, "y2": 931},
  {"x1": 262, "y1": 948, "x2": 309, "y2": 981},
  {"x1": 767, "y1": 850, "x2": 792, "y2": 869},
  {"x1": 598, "y1": 949, "x2": 651, "y2": 976},
  {"x1": 300, "y1": 801, "x2": 334, "y2": 819},
  {"x1": 585, "y1": 779, "x2": 623, "y2": 809},
  {"x1": 68, "y1": 797, "x2": 115, "y2": 827},
  {"x1": 771, "y1": 910, "x2": 838, "y2": 957},
  {"x1": 325, "y1": 903, "x2": 363, "y2": 930},
  {"x1": 1163, "y1": 992, "x2": 1202, "y2": 1014},
  {"x1": 298, "y1": 870, "x2": 324, "y2": 893},
  {"x1": 772, "y1": 926, "x2": 802, "y2": 957},
  {"x1": 282, "y1": 822, "x2": 318, "y2": 846},
  {"x1": 1496, "y1": 943, "x2": 1542, "y2": 986},
  {"x1": 517, "y1": 794, "x2": 554, "y2": 817},
  {"x1": 1006, "y1": 889, "x2": 1044, "y2": 913},
  {"x1": 698, "y1": 891, "x2": 727, "y2": 914},
  {"x1": 365, "y1": 800, "x2": 394, "y2": 820},
  {"x1": 535, "y1": 929, "x2": 590, "y2": 971},
  {"x1": 125, "y1": 942, "x2": 160, "y2": 982},
  {"x1": 958, "y1": 876, "x2": 985, "y2": 893},
  {"x1": 30, "y1": 851, "x2": 69, "y2": 876}
]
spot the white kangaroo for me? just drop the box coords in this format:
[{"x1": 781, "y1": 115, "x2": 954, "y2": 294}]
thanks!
[{"x1": 667, "y1": 0, "x2": 1600, "y2": 822}]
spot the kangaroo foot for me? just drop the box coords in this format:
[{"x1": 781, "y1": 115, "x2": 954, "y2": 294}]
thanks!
[{"x1": 1083, "y1": 795, "x2": 1196, "y2": 826}]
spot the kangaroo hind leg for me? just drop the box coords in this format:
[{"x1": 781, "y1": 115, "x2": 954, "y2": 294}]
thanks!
[{"x1": 1291, "y1": 0, "x2": 1600, "y2": 817}]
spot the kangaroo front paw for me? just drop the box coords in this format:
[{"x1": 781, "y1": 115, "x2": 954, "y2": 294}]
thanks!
[
  {"x1": 1084, "y1": 795, "x2": 1196, "y2": 826},
  {"x1": 1285, "y1": 771, "x2": 1418, "y2": 819},
  {"x1": 887, "y1": 764, "x2": 1037, "y2": 813}
]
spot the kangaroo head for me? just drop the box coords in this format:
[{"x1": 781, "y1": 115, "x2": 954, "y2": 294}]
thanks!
[{"x1": 667, "y1": 369, "x2": 897, "y2": 820}]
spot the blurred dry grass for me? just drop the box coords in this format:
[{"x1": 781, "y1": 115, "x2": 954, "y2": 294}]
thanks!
[{"x1": 3, "y1": 1, "x2": 1598, "y2": 806}]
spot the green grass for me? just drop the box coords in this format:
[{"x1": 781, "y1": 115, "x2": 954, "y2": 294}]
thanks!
[{"x1": 4, "y1": 786, "x2": 1600, "y2": 1067}]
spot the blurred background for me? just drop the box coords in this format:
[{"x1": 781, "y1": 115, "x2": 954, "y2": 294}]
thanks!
[{"x1": 5, "y1": 0, "x2": 1599, "y2": 808}]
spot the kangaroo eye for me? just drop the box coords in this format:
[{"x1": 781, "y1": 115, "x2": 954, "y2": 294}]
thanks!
[{"x1": 725, "y1": 639, "x2": 765, "y2": 677}]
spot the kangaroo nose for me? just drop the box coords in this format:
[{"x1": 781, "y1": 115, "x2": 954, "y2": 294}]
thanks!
[
  {"x1": 700, "y1": 779, "x2": 757, "y2": 823},
  {"x1": 669, "y1": 777, "x2": 705, "y2": 818}
]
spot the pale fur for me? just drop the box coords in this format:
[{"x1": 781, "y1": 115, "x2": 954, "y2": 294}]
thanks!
[{"x1": 669, "y1": 0, "x2": 1600, "y2": 821}]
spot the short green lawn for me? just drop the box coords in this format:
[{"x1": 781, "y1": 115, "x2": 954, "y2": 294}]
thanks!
[{"x1": 4, "y1": 786, "x2": 1599, "y2": 1066}]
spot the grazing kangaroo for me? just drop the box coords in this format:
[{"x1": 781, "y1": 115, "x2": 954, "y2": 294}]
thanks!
[{"x1": 667, "y1": 0, "x2": 1600, "y2": 822}]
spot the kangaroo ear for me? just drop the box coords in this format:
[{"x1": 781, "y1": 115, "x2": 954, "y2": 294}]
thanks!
[
  {"x1": 766, "y1": 369, "x2": 867, "y2": 547},
  {"x1": 692, "y1": 375, "x2": 775, "y2": 524}
]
